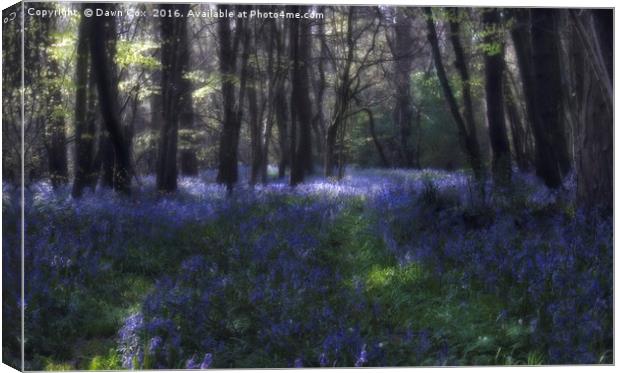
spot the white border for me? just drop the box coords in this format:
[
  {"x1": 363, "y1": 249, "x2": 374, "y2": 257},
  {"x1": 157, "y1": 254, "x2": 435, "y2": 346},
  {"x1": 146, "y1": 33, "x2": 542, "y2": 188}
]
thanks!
[{"x1": 0, "y1": 1, "x2": 616, "y2": 373}]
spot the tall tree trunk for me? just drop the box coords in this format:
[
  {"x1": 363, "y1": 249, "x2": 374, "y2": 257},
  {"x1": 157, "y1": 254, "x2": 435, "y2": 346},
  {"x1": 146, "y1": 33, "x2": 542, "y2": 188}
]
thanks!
[
  {"x1": 157, "y1": 4, "x2": 190, "y2": 192},
  {"x1": 519, "y1": 9, "x2": 571, "y2": 188},
  {"x1": 425, "y1": 7, "x2": 483, "y2": 181},
  {"x1": 47, "y1": 72, "x2": 68, "y2": 188},
  {"x1": 260, "y1": 15, "x2": 277, "y2": 184},
  {"x1": 89, "y1": 4, "x2": 131, "y2": 194},
  {"x1": 150, "y1": 56, "x2": 163, "y2": 175},
  {"x1": 569, "y1": 10, "x2": 613, "y2": 213},
  {"x1": 390, "y1": 9, "x2": 416, "y2": 167},
  {"x1": 312, "y1": 9, "x2": 327, "y2": 161},
  {"x1": 179, "y1": 77, "x2": 198, "y2": 176},
  {"x1": 325, "y1": 7, "x2": 354, "y2": 178},
  {"x1": 248, "y1": 20, "x2": 262, "y2": 185},
  {"x1": 72, "y1": 9, "x2": 98, "y2": 197},
  {"x1": 274, "y1": 20, "x2": 289, "y2": 179},
  {"x1": 217, "y1": 6, "x2": 249, "y2": 191},
  {"x1": 289, "y1": 6, "x2": 313, "y2": 186},
  {"x1": 483, "y1": 9, "x2": 511, "y2": 185},
  {"x1": 46, "y1": 16, "x2": 68, "y2": 188},
  {"x1": 448, "y1": 8, "x2": 482, "y2": 180},
  {"x1": 504, "y1": 73, "x2": 530, "y2": 172}
]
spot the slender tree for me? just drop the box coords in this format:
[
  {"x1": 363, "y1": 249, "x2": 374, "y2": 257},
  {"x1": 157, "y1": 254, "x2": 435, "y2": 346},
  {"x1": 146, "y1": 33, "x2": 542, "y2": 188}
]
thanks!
[
  {"x1": 248, "y1": 18, "x2": 262, "y2": 185},
  {"x1": 273, "y1": 19, "x2": 290, "y2": 179},
  {"x1": 425, "y1": 7, "x2": 483, "y2": 181},
  {"x1": 45, "y1": 15, "x2": 68, "y2": 188},
  {"x1": 157, "y1": 3, "x2": 190, "y2": 192},
  {"x1": 388, "y1": 8, "x2": 417, "y2": 167},
  {"x1": 217, "y1": 6, "x2": 250, "y2": 191},
  {"x1": 482, "y1": 8, "x2": 511, "y2": 185}
]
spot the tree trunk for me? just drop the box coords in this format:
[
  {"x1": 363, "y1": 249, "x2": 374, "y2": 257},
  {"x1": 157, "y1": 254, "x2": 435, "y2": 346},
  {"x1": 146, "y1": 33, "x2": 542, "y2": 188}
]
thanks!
[
  {"x1": 363, "y1": 108, "x2": 390, "y2": 167},
  {"x1": 47, "y1": 72, "x2": 68, "y2": 188},
  {"x1": 157, "y1": 4, "x2": 190, "y2": 192},
  {"x1": 289, "y1": 6, "x2": 313, "y2": 186},
  {"x1": 260, "y1": 16, "x2": 277, "y2": 184},
  {"x1": 72, "y1": 9, "x2": 98, "y2": 197},
  {"x1": 325, "y1": 7, "x2": 355, "y2": 178},
  {"x1": 522, "y1": 9, "x2": 571, "y2": 188},
  {"x1": 482, "y1": 9, "x2": 512, "y2": 185},
  {"x1": 570, "y1": 9, "x2": 613, "y2": 213},
  {"x1": 179, "y1": 76, "x2": 198, "y2": 176},
  {"x1": 150, "y1": 56, "x2": 163, "y2": 175},
  {"x1": 248, "y1": 20, "x2": 262, "y2": 185},
  {"x1": 504, "y1": 73, "x2": 531, "y2": 172},
  {"x1": 391, "y1": 9, "x2": 416, "y2": 167},
  {"x1": 46, "y1": 16, "x2": 68, "y2": 188},
  {"x1": 217, "y1": 6, "x2": 249, "y2": 191},
  {"x1": 178, "y1": 44, "x2": 198, "y2": 177},
  {"x1": 312, "y1": 9, "x2": 327, "y2": 161},
  {"x1": 446, "y1": 8, "x2": 483, "y2": 180},
  {"x1": 425, "y1": 7, "x2": 483, "y2": 181},
  {"x1": 274, "y1": 20, "x2": 289, "y2": 179},
  {"x1": 89, "y1": 4, "x2": 131, "y2": 194}
]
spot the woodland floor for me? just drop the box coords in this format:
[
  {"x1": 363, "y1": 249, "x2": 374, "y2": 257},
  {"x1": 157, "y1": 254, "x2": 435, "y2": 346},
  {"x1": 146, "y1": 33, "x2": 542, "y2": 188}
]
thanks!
[{"x1": 2, "y1": 168, "x2": 612, "y2": 369}]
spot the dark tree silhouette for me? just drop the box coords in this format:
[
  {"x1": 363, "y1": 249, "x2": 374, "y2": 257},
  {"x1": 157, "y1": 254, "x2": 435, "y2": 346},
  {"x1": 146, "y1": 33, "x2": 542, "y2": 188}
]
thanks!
[
  {"x1": 482, "y1": 8, "x2": 511, "y2": 185},
  {"x1": 569, "y1": 9, "x2": 613, "y2": 213},
  {"x1": 72, "y1": 9, "x2": 98, "y2": 197},
  {"x1": 425, "y1": 8, "x2": 483, "y2": 181},
  {"x1": 157, "y1": 3, "x2": 190, "y2": 192},
  {"x1": 216, "y1": 5, "x2": 249, "y2": 192},
  {"x1": 289, "y1": 6, "x2": 313, "y2": 186},
  {"x1": 388, "y1": 9, "x2": 417, "y2": 168},
  {"x1": 89, "y1": 4, "x2": 131, "y2": 194}
]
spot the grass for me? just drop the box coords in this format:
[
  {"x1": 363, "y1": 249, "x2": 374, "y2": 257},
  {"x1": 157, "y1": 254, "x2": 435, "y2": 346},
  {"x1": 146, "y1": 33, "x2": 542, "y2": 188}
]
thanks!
[{"x1": 321, "y1": 199, "x2": 539, "y2": 366}]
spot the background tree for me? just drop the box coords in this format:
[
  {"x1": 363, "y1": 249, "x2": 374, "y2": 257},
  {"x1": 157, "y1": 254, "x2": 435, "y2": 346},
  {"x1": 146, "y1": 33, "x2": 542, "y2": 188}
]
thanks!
[
  {"x1": 387, "y1": 8, "x2": 418, "y2": 168},
  {"x1": 216, "y1": 5, "x2": 250, "y2": 191},
  {"x1": 72, "y1": 9, "x2": 99, "y2": 197},
  {"x1": 568, "y1": 9, "x2": 613, "y2": 213},
  {"x1": 289, "y1": 6, "x2": 314, "y2": 186},
  {"x1": 89, "y1": 3, "x2": 131, "y2": 194},
  {"x1": 482, "y1": 8, "x2": 511, "y2": 185},
  {"x1": 425, "y1": 8, "x2": 484, "y2": 181},
  {"x1": 157, "y1": 3, "x2": 191, "y2": 192}
]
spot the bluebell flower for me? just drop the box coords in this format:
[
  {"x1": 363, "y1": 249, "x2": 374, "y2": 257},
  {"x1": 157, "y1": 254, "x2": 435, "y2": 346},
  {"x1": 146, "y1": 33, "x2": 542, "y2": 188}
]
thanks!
[{"x1": 200, "y1": 353, "x2": 213, "y2": 369}]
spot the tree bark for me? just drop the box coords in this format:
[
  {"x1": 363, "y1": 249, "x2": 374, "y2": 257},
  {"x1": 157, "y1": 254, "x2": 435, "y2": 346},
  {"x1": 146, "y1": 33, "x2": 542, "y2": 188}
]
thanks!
[
  {"x1": 569, "y1": 9, "x2": 613, "y2": 213},
  {"x1": 325, "y1": 7, "x2": 355, "y2": 178},
  {"x1": 274, "y1": 20, "x2": 290, "y2": 179},
  {"x1": 390, "y1": 9, "x2": 416, "y2": 168},
  {"x1": 528, "y1": 9, "x2": 571, "y2": 187},
  {"x1": 504, "y1": 73, "x2": 531, "y2": 172},
  {"x1": 289, "y1": 6, "x2": 313, "y2": 186},
  {"x1": 312, "y1": 9, "x2": 327, "y2": 161},
  {"x1": 46, "y1": 16, "x2": 68, "y2": 188},
  {"x1": 363, "y1": 108, "x2": 390, "y2": 167},
  {"x1": 157, "y1": 4, "x2": 190, "y2": 191},
  {"x1": 425, "y1": 8, "x2": 483, "y2": 181},
  {"x1": 248, "y1": 20, "x2": 262, "y2": 185},
  {"x1": 217, "y1": 6, "x2": 249, "y2": 191},
  {"x1": 482, "y1": 9, "x2": 512, "y2": 185},
  {"x1": 89, "y1": 4, "x2": 131, "y2": 194},
  {"x1": 72, "y1": 9, "x2": 98, "y2": 197}
]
